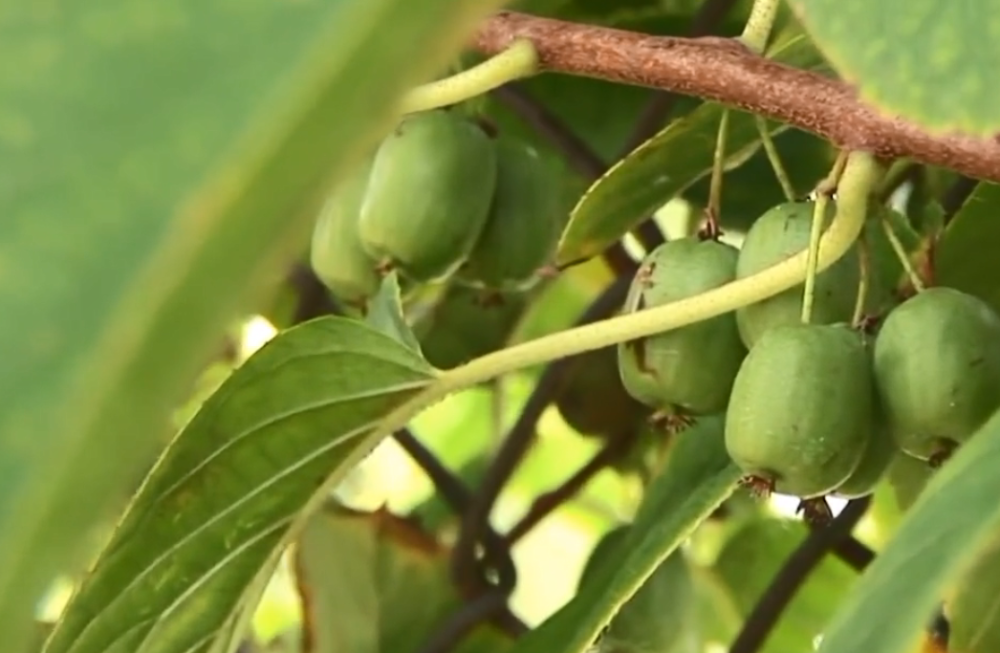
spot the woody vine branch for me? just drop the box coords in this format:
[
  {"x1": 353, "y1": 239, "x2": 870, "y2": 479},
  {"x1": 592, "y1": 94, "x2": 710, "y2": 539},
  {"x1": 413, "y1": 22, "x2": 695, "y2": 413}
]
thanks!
[{"x1": 471, "y1": 11, "x2": 1000, "y2": 184}]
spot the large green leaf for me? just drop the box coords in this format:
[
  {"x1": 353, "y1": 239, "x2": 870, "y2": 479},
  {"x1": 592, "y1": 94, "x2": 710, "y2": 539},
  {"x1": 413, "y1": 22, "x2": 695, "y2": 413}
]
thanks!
[
  {"x1": 715, "y1": 518, "x2": 858, "y2": 653},
  {"x1": 295, "y1": 504, "x2": 512, "y2": 653},
  {"x1": 0, "y1": 0, "x2": 505, "y2": 649},
  {"x1": 42, "y1": 318, "x2": 436, "y2": 653},
  {"x1": 554, "y1": 31, "x2": 830, "y2": 266},
  {"x1": 789, "y1": 0, "x2": 1000, "y2": 136},
  {"x1": 508, "y1": 415, "x2": 743, "y2": 653},
  {"x1": 815, "y1": 408, "x2": 1000, "y2": 653},
  {"x1": 934, "y1": 182, "x2": 1000, "y2": 316}
]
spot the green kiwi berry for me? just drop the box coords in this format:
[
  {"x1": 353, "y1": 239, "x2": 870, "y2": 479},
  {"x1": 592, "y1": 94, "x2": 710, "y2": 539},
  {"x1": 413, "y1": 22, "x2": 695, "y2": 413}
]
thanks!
[
  {"x1": 412, "y1": 284, "x2": 528, "y2": 370},
  {"x1": 735, "y1": 201, "x2": 860, "y2": 349},
  {"x1": 457, "y1": 138, "x2": 560, "y2": 292},
  {"x1": 724, "y1": 323, "x2": 874, "y2": 498},
  {"x1": 359, "y1": 109, "x2": 498, "y2": 283},
  {"x1": 873, "y1": 287, "x2": 1000, "y2": 459},
  {"x1": 617, "y1": 237, "x2": 747, "y2": 416},
  {"x1": 309, "y1": 156, "x2": 381, "y2": 307},
  {"x1": 556, "y1": 345, "x2": 649, "y2": 440}
]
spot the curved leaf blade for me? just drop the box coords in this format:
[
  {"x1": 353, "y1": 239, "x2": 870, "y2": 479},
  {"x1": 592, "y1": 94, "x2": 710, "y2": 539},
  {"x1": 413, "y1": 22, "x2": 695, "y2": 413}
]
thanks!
[
  {"x1": 43, "y1": 318, "x2": 436, "y2": 653},
  {"x1": 554, "y1": 31, "x2": 829, "y2": 266},
  {"x1": 815, "y1": 409, "x2": 1000, "y2": 653},
  {"x1": 509, "y1": 415, "x2": 742, "y2": 653},
  {"x1": 790, "y1": 0, "x2": 1000, "y2": 136},
  {"x1": 935, "y1": 182, "x2": 1000, "y2": 315},
  {"x1": 0, "y1": 0, "x2": 505, "y2": 649}
]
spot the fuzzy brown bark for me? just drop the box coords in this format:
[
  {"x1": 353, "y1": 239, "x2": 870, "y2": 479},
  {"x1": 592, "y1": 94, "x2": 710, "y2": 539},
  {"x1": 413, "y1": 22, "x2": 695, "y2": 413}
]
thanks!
[{"x1": 473, "y1": 11, "x2": 1000, "y2": 184}]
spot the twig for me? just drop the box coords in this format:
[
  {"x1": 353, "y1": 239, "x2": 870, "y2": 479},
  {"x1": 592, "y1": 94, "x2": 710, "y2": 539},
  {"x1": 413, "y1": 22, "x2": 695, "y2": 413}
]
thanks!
[
  {"x1": 416, "y1": 590, "x2": 527, "y2": 653},
  {"x1": 492, "y1": 84, "x2": 605, "y2": 179},
  {"x1": 392, "y1": 430, "x2": 519, "y2": 594},
  {"x1": 619, "y1": 0, "x2": 742, "y2": 154},
  {"x1": 503, "y1": 435, "x2": 633, "y2": 545},
  {"x1": 492, "y1": 84, "x2": 648, "y2": 268},
  {"x1": 728, "y1": 497, "x2": 871, "y2": 653},
  {"x1": 801, "y1": 509, "x2": 876, "y2": 572},
  {"x1": 830, "y1": 535, "x2": 875, "y2": 572},
  {"x1": 473, "y1": 12, "x2": 1000, "y2": 183},
  {"x1": 450, "y1": 275, "x2": 633, "y2": 592}
]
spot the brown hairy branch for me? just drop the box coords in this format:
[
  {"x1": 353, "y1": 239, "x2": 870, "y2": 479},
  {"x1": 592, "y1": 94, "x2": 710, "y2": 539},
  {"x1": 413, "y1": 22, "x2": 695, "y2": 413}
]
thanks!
[
  {"x1": 620, "y1": 0, "x2": 742, "y2": 154},
  {"x1": 503, "y1": 434, "x2": 633, "y2": 545},
  {"x1": 450, "y1": 275, "x2": 632, "y2": 594},
  {"x1": 473, "y1": 12, "x2": 1000, "y2": 183}
]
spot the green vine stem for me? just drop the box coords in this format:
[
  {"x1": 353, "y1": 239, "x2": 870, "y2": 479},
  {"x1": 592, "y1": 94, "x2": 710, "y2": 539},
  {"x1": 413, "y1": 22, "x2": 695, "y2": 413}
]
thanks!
[
  {"x1": 755, "y1": 115, "x2": 796, "y2": 202},
  {"x1": 881, "y1": 213, "x2": 928, "y2": 292},
  {"x1": 852, "y1": 231, "x2": 872, "y2": 326},
  {"x1": 399, "y1": 39, "x2": 539, "y2": 115},
  {"x1": 739, "y1": 0, "x2": 781, "y2": 53},
  {"x1": 801, "y1": 154, "x2": 849, "y2": 323},
  {"x1": 708, "y1": 110, "x2": 731, "y2": 223},
  {"x1": 801, "y1": 194, "x2": 832, "y2": 324}
]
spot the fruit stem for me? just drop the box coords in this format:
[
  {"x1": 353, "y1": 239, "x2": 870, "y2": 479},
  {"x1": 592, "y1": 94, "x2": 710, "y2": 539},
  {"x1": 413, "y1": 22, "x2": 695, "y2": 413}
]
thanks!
[
  {"x1": 755, "y1": 115, "x2": 796, "y2": 202},
  {"x1": 739, "y1": 0, "x2": 781, "y2": 53},
  {"x1": 368, "y1": 151, "x2": 884, "y2": 449},
  {"x1": 802, "y1": 152, "x2": 850, "y2": 324},
  {"x1": 881, "y1": 213, "x2": 927, "y2": 293},
  {"x1": 707, "y1": 109, "x2": 731, "y2": 223},
  {"x1": 851, "y1": 229, "x2": 872, "y2": 326},
  {"x1": 399, "y1": 39, "x2": 539, "y2": 115}
]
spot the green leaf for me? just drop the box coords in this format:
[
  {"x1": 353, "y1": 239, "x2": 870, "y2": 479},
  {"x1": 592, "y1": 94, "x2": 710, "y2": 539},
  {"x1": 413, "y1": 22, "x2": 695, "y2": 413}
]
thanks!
[
  {"x1": 1, "y1": 0, "x2": 506, "y2": 648},
  {"x1": 508, "y1": 415, "x2": 743, "y2": 653},
  {"x1": 789, "y1": 0, "x2": 1000, "y2": 136},
  {"x1": 554, "y1": 31, "x2": 829, "y2": 266},
  {"x1": 42, "y1": 317, "x2": 436, "y2": 653},
  {"x1": 295, "y1": 504, "x2": 512, "y2": 653},
  {"x1": 933, "y1": 182, "x2": 1000, "y2": 316},
  {"x1": 579, "y1": 526, "x2": 700, "y2": 653},
  {"x1": 946, "y1": 530, "x2": 1000, "y2": 653},
  {"x1": 366, "y1": 272, "x2": 423, "y2": 353},
  {"x1": 715, "y1": 517, "x2": 858, "y2": 653},
  {"x1": 815, "y1": 408, "x2": 1000, "y2": 653}
]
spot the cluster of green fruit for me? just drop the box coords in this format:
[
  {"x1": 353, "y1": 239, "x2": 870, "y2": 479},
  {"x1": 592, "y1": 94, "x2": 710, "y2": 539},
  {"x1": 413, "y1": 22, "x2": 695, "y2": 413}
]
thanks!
[
  {"x1": 615, "y1": 200, "x2": 1000, "y2": 501},
  {"x1": 309, "y1": 107, "x2": 561, "y2": 310}
]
